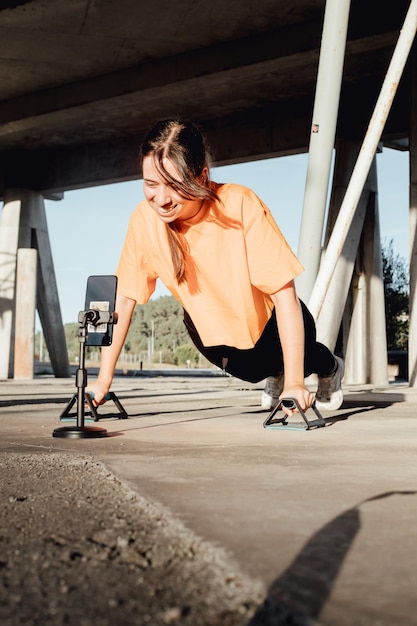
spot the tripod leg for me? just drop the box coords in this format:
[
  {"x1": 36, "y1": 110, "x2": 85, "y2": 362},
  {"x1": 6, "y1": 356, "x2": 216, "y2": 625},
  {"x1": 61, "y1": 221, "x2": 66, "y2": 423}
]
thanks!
[
  {"x1": 53, "y1": 320, "x2": 107, "y2": 439},
  {"x1": 60, "y1": 394, "x2": 77, "y2": 419}
]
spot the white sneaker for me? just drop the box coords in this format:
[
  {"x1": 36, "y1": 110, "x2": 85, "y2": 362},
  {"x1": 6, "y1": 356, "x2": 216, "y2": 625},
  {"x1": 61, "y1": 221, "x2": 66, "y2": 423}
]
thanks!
[
  {"x1": 261, "y1": 374, "x2": 284, "y2": 410},
  {"x1": 315, "y1": 355, "x2": 344, "y2": 411}
]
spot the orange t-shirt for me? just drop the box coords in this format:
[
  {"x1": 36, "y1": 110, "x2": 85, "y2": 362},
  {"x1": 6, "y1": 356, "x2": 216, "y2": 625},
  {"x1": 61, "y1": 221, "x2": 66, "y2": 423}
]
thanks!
[{"x1": 116, "y1": 182, "x2": 303, "y2": 349}]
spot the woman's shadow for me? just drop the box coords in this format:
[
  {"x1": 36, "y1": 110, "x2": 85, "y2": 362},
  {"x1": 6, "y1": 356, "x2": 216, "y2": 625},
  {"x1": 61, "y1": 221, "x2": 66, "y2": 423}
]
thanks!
[{"x1": 248, "y1": 490, "x2": 417, "y2": 625}]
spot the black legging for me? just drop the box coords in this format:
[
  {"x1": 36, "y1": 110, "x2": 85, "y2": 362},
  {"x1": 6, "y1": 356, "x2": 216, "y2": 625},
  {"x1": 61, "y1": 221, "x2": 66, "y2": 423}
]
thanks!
[{"x1": 183, "y1": 303, "x2": 335, "y2": 384}]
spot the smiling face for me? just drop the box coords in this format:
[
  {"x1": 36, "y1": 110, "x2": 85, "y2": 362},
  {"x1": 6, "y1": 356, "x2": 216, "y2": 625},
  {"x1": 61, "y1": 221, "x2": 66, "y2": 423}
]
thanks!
[{"x1": 143, "y1": 155, "x2": 205, "y2": 223}]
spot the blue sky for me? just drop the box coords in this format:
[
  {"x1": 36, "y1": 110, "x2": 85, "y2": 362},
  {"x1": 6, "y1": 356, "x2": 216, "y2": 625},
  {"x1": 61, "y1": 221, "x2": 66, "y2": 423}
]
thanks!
[{"x1": 43, "y1": 147, "x2": 410, "y2": 324}]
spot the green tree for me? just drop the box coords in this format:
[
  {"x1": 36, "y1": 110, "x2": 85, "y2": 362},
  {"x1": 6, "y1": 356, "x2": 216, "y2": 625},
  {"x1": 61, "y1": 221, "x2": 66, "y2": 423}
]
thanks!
[
  {"x1": 382, "y1": 239, "x2": 409, "y2": 350},
  {"x1": 175, "y1": 344, "x2": 199, "y2": 366}
]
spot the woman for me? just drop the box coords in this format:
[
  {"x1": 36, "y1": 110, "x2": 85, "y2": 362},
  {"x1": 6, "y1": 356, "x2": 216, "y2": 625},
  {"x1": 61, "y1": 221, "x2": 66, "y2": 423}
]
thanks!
[{"x1": 87, "y1": 118, "x2": 343, "y2": 415}]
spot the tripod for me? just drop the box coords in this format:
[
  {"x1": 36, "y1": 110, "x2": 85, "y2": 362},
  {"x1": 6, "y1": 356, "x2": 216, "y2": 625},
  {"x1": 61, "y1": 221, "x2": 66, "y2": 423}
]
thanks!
[{"x1": 53, "y1": 308, "x2": 125, "y2": 439}]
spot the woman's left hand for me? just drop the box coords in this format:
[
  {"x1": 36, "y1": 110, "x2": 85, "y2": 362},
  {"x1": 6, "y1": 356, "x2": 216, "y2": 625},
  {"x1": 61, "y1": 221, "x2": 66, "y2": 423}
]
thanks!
[{"x1": 279, "y1": 385, "x2": 315, "y2": 416}]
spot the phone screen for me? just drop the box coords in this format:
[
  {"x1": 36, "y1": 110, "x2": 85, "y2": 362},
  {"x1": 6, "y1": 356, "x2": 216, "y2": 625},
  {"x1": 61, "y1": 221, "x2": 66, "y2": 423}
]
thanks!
[{"x1": 84, "y1": 275, "x2": 117, "y2": 346}]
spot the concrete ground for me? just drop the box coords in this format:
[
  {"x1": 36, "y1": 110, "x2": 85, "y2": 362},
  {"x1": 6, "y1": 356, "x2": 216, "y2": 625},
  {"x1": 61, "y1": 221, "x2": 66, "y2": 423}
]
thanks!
[{"x1": 1, "y1": 371, "x2": 417, "y2": 625}]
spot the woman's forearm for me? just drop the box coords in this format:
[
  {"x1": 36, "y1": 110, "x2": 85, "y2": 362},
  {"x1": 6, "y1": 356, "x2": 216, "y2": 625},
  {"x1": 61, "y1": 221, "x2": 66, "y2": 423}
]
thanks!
[
  {"x1": 270, "y1": 282, "x2": 305, "y2": 387},
  {"x1": 97, "y1": 294, "x2": 136, "y2": 386},
  {"x1": 270, "y1": 281, "x2": 315, "y2": 412}
]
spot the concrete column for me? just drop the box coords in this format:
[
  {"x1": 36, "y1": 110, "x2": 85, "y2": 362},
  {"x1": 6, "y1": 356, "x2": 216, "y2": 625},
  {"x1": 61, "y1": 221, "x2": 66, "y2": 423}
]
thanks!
[
  {"x1": 344, "y1": 188, "x2": 387, "y2": 385},
  {"x1": 296, "y1": 0, "x2": 351, "y2": 302},
  {"x1": 409, "y1": 44, "x2": 417, "y2": 387},
  {"x1": 344, "y1": 269, "x2": 367, "y2": 383},
  {"x1": 315, "y1": 141, "x2": 387, "y2": 384},
  {"x1": 315, "y1": 141, "x2": 369, "y2": 350},
  {"x1": 14, "y1": 248, "x2": 37, "y2": 379},
  {"x1": 365, "y1": 196, "x2": 388, "y2": 385},
  {"x1": 0, "y1": 196, "x2": 21, "y2": 378},
  {"x1": 0, "y1": 189, "x2": 70, "y2": 379}
]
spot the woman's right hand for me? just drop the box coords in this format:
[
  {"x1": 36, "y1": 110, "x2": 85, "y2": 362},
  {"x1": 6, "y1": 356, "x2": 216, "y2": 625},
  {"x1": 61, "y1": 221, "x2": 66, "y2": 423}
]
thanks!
[
  {"x1": 84, "y1": 294, "x2": 136, "y2": 406},
  {"x1": 86, "y1": 380, "x2": 111, "y2": 406}
]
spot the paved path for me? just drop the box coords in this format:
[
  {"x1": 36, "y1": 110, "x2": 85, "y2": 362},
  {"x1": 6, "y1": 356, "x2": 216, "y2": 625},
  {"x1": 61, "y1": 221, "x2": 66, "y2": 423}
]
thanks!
[{"x1": 1, "y1": 373, "x2": 417, "y2": 625}]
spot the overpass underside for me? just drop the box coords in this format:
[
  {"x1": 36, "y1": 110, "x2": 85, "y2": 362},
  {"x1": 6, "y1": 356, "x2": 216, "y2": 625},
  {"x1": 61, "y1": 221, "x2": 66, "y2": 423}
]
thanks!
[{"x1": 0, "y1": 0, "x2": 416, "y2": 388}]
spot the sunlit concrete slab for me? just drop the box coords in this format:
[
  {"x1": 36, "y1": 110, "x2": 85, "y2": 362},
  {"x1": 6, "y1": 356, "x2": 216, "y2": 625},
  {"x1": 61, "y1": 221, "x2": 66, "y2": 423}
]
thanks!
[{"x1": 1, "y1": 373, "x2": 417, "y2": 624}]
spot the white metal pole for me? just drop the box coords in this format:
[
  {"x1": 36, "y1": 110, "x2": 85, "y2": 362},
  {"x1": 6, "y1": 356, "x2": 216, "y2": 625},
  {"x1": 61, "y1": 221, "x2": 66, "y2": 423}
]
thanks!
[
  {"x1": 296, "y1": 0, "x2": 351, "y2": 302},
  {"x1": 409, "y1": 44, "x2": 417, "y2": 386},
  {"x1": 308, "y1": 0, "x2": 417, "y2": 320}
]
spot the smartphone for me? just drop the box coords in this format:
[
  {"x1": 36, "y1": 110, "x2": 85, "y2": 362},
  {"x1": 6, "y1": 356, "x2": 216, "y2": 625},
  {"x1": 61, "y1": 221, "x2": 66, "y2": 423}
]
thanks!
[{"x1": 84, "y1": 275, "x2": 117, "y2": 346}]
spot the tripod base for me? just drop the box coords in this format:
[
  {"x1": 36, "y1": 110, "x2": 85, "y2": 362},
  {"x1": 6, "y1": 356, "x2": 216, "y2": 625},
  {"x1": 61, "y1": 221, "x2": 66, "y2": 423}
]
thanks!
[
  {"x1": 52, "y1": 301, "x2": 120, "y2": 440},
  {"x1": 60, "y1": 391, "x2": 128, "y2": 422},
  {"x1": 53, "y1": 425, "x2": 108, "y2": 439}
]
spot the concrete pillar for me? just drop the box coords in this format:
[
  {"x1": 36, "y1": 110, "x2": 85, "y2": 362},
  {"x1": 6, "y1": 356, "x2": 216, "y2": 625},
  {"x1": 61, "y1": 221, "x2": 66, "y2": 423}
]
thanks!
[
  {"x1": 344, "y1": 269, "x2": 367, "y2": 383},
  {"x1": 315, "y1": 141, "x2": 387, "y2": 384},
  {"x1": 365, "y1": 196, "x2": 388, "y2": 385},
  {"x1": 14, "y1": 249, "x2": 37, "y2": 379},
  {"x1": 296, "y1": 0, "x2": 351, "y2": 302},
  {"x1": 344, "y1": 188, "x2": 388, "y2": 385},
  {"x1": 0, "y1": 196, "x2": 21, "y2": 378},
  {"x1": 315, "y1": 141, "x2": 368, "y2": 350},
  {"x1": 409, "y1": 44, "x2": 417, "y2": 387},
  {"x1": 0, "y1": 189, "x2": 70, "y2": 379}
]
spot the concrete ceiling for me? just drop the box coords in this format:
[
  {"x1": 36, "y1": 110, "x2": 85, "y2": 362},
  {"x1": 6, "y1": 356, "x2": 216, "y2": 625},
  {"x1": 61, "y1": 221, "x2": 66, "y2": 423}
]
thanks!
[{"x1": 0, "y1": 0, "x2": 412, "y2": 195}]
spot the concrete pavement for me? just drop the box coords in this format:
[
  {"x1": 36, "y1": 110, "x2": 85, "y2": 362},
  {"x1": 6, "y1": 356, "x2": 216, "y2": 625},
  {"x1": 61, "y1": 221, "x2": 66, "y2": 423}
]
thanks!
[{"x1": 1, "y1": 371, "x2": 417, "y2": 625}]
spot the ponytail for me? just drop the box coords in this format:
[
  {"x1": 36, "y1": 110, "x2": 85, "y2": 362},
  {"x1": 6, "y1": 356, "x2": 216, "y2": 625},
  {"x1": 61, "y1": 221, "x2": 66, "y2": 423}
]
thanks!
[{"x1": 166, "y1": 222, "x2": 188, "y2": 283}]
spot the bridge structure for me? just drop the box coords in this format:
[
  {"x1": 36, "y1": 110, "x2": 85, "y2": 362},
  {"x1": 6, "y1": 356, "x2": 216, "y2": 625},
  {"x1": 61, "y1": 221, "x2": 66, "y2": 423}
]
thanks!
[{"x1": 0, "y1": 0, "x2": 416, "y2": 386}]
